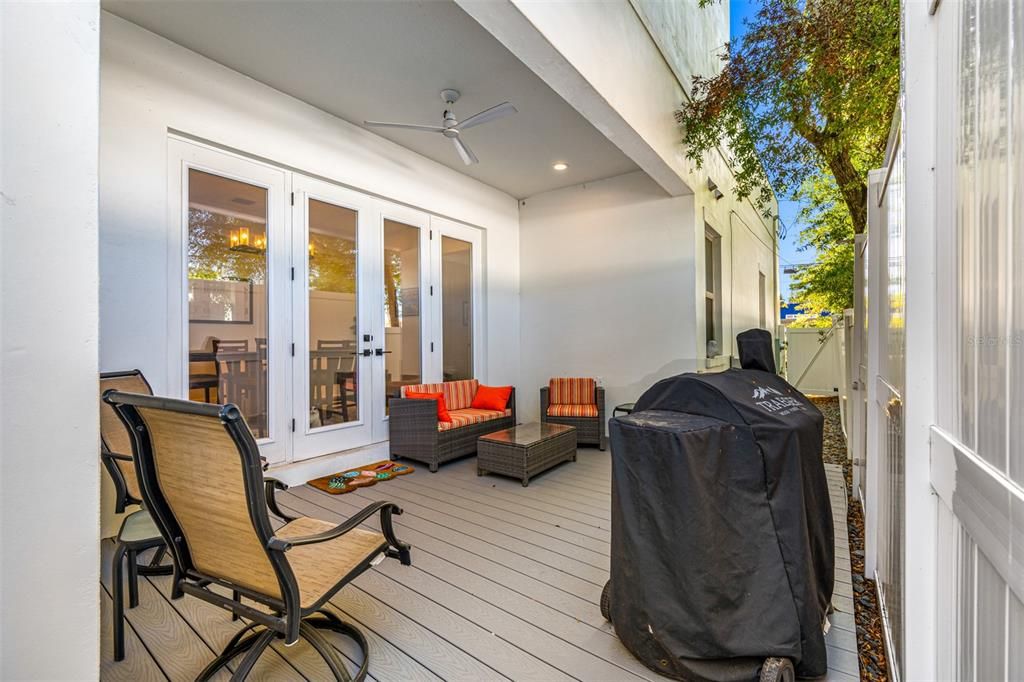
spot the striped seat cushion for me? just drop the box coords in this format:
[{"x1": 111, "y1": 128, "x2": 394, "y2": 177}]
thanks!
[
  {"x1": 547, "y1": 403, "x2": 598, "y2": 418},
  {"x1": 402, "y1": 379, "x2": 479, "y2": 411},
  {"x1": 549, "y1": 377, "x2": 596, "y2": 406},
  {"x1": 438, "y1": 408, "x2": 508, "y2": 432}
]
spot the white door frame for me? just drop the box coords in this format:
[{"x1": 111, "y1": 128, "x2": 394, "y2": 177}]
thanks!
[
  {"x1": 290, "y1": 174, "x2": 378, "y2": 460},
  {"x1": 430, "y1": 216, "x2": 485, "y2": 383},
  {"x1": 372, "y1": 200, "x2": 432, "y2": 444},
  {"x1": 167, "y1": 137, "x2": 290, "y2": 464}
]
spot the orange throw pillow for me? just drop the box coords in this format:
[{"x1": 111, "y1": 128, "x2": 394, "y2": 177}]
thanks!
[
  {"x1": 471, "y1": 385, "x2": 513, "y2": 411},
  {"x1": 405, "y1": 391, "x2": 452, "y2": 422}
]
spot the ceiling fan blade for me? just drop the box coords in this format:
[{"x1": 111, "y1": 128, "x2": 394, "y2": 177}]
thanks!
[
  {"x1": 363, "y1": 121, "x2": 445, "y2": 133},
  {"x1": 453, "y1": 136, "x2": 479, "y2": 165},
  {"x1": 457, "y1": 102, "x2": 517, "y2": 131}
]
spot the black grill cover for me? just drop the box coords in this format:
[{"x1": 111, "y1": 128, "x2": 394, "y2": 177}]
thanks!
[{"x1": 608, "y1": 368, "x2": 832, "y2": 679}]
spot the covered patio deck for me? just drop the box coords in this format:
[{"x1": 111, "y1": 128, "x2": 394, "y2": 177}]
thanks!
[{"x1": 100, "y1": 451, "x2": 859, "y2": 681}]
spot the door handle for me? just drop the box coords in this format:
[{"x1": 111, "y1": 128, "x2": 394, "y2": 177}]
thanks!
[
  {"x1": 360, "y1": 349, "x2": 373, "y2": 357},
  {"x1": 375, "y1": 348, "x2": 393, "y2": 356}
]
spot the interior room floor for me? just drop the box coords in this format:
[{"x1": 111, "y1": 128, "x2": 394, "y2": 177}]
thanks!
[{"x1": 100, "y1": 452, "x2": 859, "y2": 681}]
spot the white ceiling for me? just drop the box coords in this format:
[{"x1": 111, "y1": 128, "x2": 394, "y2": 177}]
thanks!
[{"x1": 102, "y1": 0, "x2": 639, "y2": 199}]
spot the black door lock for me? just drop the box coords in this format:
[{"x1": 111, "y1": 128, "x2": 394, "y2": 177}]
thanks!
[{"x1": 360, "y1": 349, "x2": 373, "y2": 357}]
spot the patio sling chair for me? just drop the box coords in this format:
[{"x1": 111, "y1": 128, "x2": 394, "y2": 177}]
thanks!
[
  {"x1": 103, "y1": 391, "x2": 412, "y2": 681},
  {"x1": 99, "y1": 370, "x2": 173, "y2": 662}
]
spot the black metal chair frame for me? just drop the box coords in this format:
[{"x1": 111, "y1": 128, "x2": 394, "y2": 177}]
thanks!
[
  {"x1": 100, "y1": 370, "x2": 174, "y2": 662},
  {"x1": 104, "y1": 391, "x2": 412, "y2": 681}
]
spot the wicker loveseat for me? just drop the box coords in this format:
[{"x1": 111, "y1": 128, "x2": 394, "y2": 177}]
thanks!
[
  {"x1": 540, "y1": 377, "x2": 606, "y2": 450},
  {"x1": 389, "y1": 379, "x2": 516, "y2": 472}
]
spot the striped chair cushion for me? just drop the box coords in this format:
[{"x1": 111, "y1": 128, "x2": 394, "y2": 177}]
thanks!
[
  {"x1": 402, "y1": 379, "x2": 479, "y2": 411},
  {"x1": 438, "y1": 408, "x2": 507, "y2": 432},
  {"x1": 547, "y1": 404, "x2": 599, "y2": 418},
  {"x1": 549, "y1": 377, "x2": 596, "y2": 406}
]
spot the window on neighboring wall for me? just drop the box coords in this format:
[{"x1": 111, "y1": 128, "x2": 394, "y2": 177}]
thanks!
[
  {"x1": 759, "y1": 271, "x2": 767, "y2": 328},
  {"x1": 704, "y1": 227, "x2": 722, "y2": 357}
]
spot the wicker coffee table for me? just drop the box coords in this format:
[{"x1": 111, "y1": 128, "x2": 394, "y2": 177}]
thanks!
[{"x1": 477, "y1": 422, "x2": 577, "y2": 487}]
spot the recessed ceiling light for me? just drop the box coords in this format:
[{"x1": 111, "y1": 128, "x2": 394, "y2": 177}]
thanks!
[{"x1": 552, "y1": 162, "x2": 569, "y2": 171}]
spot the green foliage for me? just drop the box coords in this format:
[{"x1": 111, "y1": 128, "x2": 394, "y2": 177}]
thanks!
[
  {"x1": 790, "y1": 171, "x2": 855, "y2": 316},
  {"x1": 677, "y1": 0, "x2": 899, "y2": 234}
]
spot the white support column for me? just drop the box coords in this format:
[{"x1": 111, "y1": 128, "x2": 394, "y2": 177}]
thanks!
[
  {"x1": 901, "y1": 2, "x2": 939, "y2": 680},
  {"x1": 0, "y1": 1, "x2": 101, "y2": 679}
]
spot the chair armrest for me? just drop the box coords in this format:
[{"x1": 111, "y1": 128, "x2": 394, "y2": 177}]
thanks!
[
  {"x1": 507, "y1": 387, "x2": 517, "y2": 423},
  {"x1": 266, "y1": 500, "x2": 411, "y2": 565},
  {"x1": 539, "y1": 387, "x2": 549, "y2": 422},
  {"x1": 388, "y1": 397, "x2": 439, "y2": 437},
  {"x1": 596, "y1": 386, "x2": 606, "y2": 419},
  {"x1": 264, "y1": 477, "x2": 296, "y2": 522}
]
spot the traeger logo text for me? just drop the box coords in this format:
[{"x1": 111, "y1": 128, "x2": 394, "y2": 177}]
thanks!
[{"x1": 752, "y1": 386, "x2": 803, "y2": 415}]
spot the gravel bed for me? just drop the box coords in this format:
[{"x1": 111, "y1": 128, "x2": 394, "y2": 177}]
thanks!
[{"x1": 810, "y1": 396, "x2": 889, "y2": 682}]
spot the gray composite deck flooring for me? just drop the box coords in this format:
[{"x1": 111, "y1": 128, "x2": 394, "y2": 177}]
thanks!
[{"x1": 100, "y1": 451, "x2": 860, "y2": 681}]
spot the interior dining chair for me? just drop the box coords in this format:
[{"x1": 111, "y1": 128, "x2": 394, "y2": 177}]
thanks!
[
  {"x1": 103, "y1": 390, "x2": 412, "y2": 681},
  {"x1": 99, "y1": 370, "x2": 173, "y2": 662}
]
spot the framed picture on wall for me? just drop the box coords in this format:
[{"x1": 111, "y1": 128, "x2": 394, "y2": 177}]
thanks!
[{"x1": 189, "y1": 278, "x2": 253, "y2": 324}]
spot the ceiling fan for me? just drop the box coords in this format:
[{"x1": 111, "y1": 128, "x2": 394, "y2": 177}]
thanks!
[{"x1": 364, "y1": 89, "x2": 517, "y2": 166}]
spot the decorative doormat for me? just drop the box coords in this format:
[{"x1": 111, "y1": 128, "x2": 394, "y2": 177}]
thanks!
[{"x1": 308, "y1": 460, "x2": 415, "y2": 495}]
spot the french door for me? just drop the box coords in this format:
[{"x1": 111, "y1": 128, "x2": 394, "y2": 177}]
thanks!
[{"x1": 172, "y1": 138, "x2": 480, "y2": 464}]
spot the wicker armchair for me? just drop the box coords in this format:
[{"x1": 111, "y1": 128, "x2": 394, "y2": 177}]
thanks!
[
  {"x1": 389, "y1": 380, "x2": 516, "y2": 472},
  {"x1": 103, "y1": 391, "x2": 411, "y2": 681},
  {"x1": 540, "y1": 378, "x2": 606, "y2": 450}
]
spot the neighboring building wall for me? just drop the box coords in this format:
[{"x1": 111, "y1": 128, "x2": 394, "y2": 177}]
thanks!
[
  {"x1": 518, "y1": 172, "x2": 696, "y2": 420},
  {"x1": 692, "y1": 175, "x2": 778, "y2": 366},
  {"x1": 0, "y1": 2, "x2": 101, "y2": 679}
]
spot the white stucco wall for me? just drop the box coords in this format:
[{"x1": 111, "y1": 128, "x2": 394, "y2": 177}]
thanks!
[
  {"x1": 518, "y1": 171, "x2": 697, "y2": 420},
  {"x1": 1, "y1": 2, "x2": 101, "y2": 679},
  {"x1": 630, "y1": 0, "x2": 729, "y2": 96}
]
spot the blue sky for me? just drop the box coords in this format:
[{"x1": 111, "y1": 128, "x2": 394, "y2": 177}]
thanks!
[{"x1": 730, "y1": 0, "x2": 813, "y2": 301}]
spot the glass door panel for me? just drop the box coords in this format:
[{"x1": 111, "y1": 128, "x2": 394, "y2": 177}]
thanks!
[
  {"x1": 308, "y1": 199, "x2": 360, "y2": 429},
  {"x1": 186, "y1": 168, "x2": 270, "y2": 438},
  {"x1": 441, "y1": 236, "x2": 473, "y2": 381},
  {"x1": 382, "y1": 219, "x2": 423, "y2": 410},
  {"x1": 292, "y1": 176, "x2": 375, "y2": 460},
  {"x1": 431, "y1": 217, "x2": 482, "y2": 385}
]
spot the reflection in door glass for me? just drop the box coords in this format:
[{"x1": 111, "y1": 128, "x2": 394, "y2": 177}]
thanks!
[
  {"x1": 383, "y1": 220, "x2": 421, "y2": 409},
  {"x1": 308, "y1": 199, "x2": 359, "y2": 429},
  {"x1": 442, "y1": 236, "x2": 473, "y2": 380},
  {"x1": 186, "y1": 169, "x2": 269, "y2": 438}
]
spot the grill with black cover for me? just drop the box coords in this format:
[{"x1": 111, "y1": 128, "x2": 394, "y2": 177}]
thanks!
[{"x1": 603, "y1": 331, "x2": 833, "y2": 681}]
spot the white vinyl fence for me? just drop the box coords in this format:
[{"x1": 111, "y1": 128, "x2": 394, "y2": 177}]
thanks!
[
  {"x1": 784, "y1": 324, "x2": 843, "y2": 397},
  {"x1": 848, "y1": 3, "x2": 1024, "y2": 679}
]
